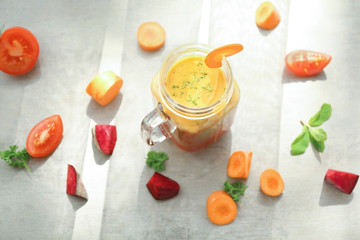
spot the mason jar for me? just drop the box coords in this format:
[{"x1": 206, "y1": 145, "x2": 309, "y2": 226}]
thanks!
[{"x1": 141, "y1": 43, "x2": 240, "y2": 152}]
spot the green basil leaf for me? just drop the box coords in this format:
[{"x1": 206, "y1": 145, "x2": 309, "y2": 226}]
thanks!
[
  {"x1": 310, "y1": 135, "x2": 325, "y2": 152},
  {"x1": 291, "y1": 126, "x2": 310, "y2": 155},
  {"x1": 308, "y1": 103, "x2": 332, "y2": 127},
  {"x1": 309, "y1": 128, "x2": 327, "y2": 142}
]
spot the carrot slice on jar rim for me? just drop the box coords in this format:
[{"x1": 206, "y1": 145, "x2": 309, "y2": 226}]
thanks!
[{"x1": 205, "y1": 43, "x2": 244, "y2": 68}]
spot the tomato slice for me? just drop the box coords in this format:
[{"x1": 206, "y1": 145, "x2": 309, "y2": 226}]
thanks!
[
  {"x1": 285, "y1": 50, "x2": 331, "y2": 77},
  {"x1": 0, "y1": 26, "x2": 39, "y2": 75},
  {"x1": 26, "y1": 115, "x2": 63, "y2": 157}
]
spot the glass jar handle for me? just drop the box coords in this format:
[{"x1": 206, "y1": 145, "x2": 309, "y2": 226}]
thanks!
[{"x1": 141, "y1": 103, "x2": 176, "y2": 146}]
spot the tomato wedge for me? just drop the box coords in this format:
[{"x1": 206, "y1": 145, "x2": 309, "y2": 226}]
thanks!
[
  {"x1": 26, "y1": 115, "x2": 63, "y2": 157},
  {"x1": 0, "y1": 26, "x2": 39, "y2": 75},
  {"x1": 285, "y1": 50, "x2": 331, "y2": 77}
]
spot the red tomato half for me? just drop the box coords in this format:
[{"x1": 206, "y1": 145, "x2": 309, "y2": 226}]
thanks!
[
  {"x1": 26, "y1": 115, "x2": 63, "y2": 158},
  {"x1": 285, "y1": 50, "x2": 331, "y2": 77},
  {"x1": 0, "y1": 26, "x2": 39, "y2": 75}
]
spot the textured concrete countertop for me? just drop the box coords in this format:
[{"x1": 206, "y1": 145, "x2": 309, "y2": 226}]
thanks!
[{"x1": 0, "y1": 0, "x2": 359, "y2": 239}]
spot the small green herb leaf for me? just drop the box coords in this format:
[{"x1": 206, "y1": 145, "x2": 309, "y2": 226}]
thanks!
[
  {"x1": 309, "y1": 128, "x2": 327, "y2": 142},
  {"x1": 291, "y1": 125, "x2": 310, "y2": 155},
  {"x1": 146, "y1": 151, "x2": 169, "y2": 172},
  {"x1": 310, "y1": 135, "x2": 325, "y2": 152},
  {"x1": 308, "y1": 103, "x2": 332, "y2": 127},
  {"x1": 224, "y1": 180, "x2": 247, "y2": 202},
  {"x1": 0, "y1": 145, "x2": 31, "y2": 172}
]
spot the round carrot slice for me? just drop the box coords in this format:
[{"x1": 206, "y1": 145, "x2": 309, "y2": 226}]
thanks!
[
  {"x1": 255, "y1": 1, "x2": 281, "y2": 30},
  {"x1": 204, "y1": 43, "x2": 244, "y2": 68},
  {"x1": 207, "y1": 190, "x2": 237, "y2": 225},
  {"x1": 137, "y1": 22, "x2": 165, "y2": 51},
  {"x1": 260, "y1": 169, "x2": 284, "y2": 196}
]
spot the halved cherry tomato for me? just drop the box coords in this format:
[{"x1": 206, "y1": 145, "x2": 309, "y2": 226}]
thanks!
[
  {"x1": 285, "y1": 50, "x2": 331, "y2": 77},
  {"x1": 0, "y1": 26, "x2": 39, "y2": 75},
  {"x1": 26, "y1": 115, "x2": 63, "y2": 157}
]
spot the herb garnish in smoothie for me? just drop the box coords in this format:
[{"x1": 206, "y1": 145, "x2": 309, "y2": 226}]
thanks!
[{"x1": 165, "y1": 56, "x2": 226, "y2": 108}]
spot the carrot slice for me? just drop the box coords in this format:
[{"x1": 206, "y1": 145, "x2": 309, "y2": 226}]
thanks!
[
  {"x1": 205, "y1": 43, "x2": 244, "y2": 68},
  {"x1": 260, "y1": 169, "x2": 284, "y2": 196},
  {"x1": 137, "y1": 22, "x2": 165, "y2": 51},
  {"x1": 86, "y1": 71, "x2": 123, "y2": 106},
  {"x1": 227, "y1": 151, "x2": 253, "y2": 179},
  {"x1": 207, "y1": 190, "x2": 237, "y2": 225},
  {"x1": 255, "y1": 1, "x2": 281, "y2": 30}
]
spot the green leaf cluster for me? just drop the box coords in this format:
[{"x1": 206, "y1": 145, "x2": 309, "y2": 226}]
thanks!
[
  {"x1": 0, "y1": 145, "x2": 32, "y2": 172},
  {"x1": 291, "y1": 103, "x2": 332, "y2": 155},
  {"x1": 146, "y1": 151, "x2": 169, "y2": 171},
  {"x1": 224, "y1": 180, "x2": 247, "y2": 202}
]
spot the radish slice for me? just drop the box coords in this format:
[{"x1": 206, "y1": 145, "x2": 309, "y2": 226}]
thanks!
[
  {"x1": 324, "y1": 169, "x2": 359, "y2": 194},
  {"x1": 66, "y1": 164, "x2": 88, "y2": 200},
  {"x1": 92, "y1": 125, "x2": 117, "y2": 155}
]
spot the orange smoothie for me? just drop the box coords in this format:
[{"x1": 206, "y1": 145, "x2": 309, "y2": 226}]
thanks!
[{"x1": 165, "y1": 56, "x2": 226, "y2": 108}]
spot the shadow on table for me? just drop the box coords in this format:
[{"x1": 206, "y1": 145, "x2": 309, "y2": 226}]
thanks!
[
  {"x1": 281, "y1": 66, "x2": 328, "y2": 84},
  {"x1": 310, "y1": 144, "x2": 322, "y2": 163},
  {"x1": 257, "y1": 190, "x2": 282, "y2": 206},
  {"x1": 67, "y1": 194, "x2": 87, "y2": 211},
  {"x1": 86, "y1": 93, "x2": 123, "y2": 124},
  {"x1": 319, "y1": 181, "x2": 353, "y2": 207},
  {"x1": 257, "y1": 26, "x2": 273, "y2": 36},
  {"x1": 92, "y1": 139, "x2": 110, "y2": 165},
  {"x1": 136, "y1": 44, "x2": 166, "y2": 58},
  {"x1": 3, "y1": 61, "x2": 42, "y2": 86},
  {"x1": 27, "y1": 136, "x2": 64, "y2": 173},
  {"x1": 28, "y1": 157, "x2": 48, "y2": 173},
  {"x1": 130, "y1": 132, "x2": 233, "y2": 238}
]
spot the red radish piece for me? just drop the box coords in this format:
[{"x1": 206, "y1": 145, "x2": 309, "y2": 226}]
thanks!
[
  {"x1": 92, "y1": 125, "x2": 117, "y2": 155},
  {"x1": 146, "y1": 172, "x2": 180, "y2": 200},
  {"x1": 324, "y1": 169, "x2": 359, "y2": 194},
  {"x1": 66, "y1": 164, "x2": 88, "y2": 200}
]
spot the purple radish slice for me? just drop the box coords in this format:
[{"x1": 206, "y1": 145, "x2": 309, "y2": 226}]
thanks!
[
  {"x1": 66, "y1": 164, "x2": 88, "y2": 200},
  {"x1": 324, "y1": 169, "x2": 359, "y2": 194},
  {"x1": 92, "y1": 125, "x2": 117, "y2": 155}
]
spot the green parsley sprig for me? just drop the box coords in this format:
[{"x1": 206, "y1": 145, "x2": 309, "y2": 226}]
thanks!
[
  {"x1": 291, "y1": 103, "x2": 332, "y2": 155},
  {"x1": 0, "y1": 145, "x2": 32, "y2": 172},
  {"x1": 224, "y1": 180, "x2": 247, "y2": 202},
  {"x1": 146, "y1": 151, "x2": 169, "y2": 172}
]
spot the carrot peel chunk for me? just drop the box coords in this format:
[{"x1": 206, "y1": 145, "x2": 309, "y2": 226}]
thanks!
[
  {"x1": 86, "y1": 71, "x2": 123, "y2": 106},
  {"x1": 255, "y1": 1, "x2": 281, "y2": 30}
]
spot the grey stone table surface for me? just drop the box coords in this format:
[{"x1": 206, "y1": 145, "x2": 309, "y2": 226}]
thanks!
[{"x1": 0, "y1": 0, "x2": 359, "y2": 239}]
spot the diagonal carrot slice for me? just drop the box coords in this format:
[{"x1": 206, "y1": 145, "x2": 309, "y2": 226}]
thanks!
[
  {"x1": 205, "y1": 43, "x2": 244, "y2": 68},
  {"x1": 227, "y1": 151, "x2": 253, "y2": 179}
]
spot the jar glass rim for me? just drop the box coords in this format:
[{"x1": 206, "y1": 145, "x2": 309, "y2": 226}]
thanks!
[{"x1": 159, "y1": 43, "x2": 234, "y2": 118}]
